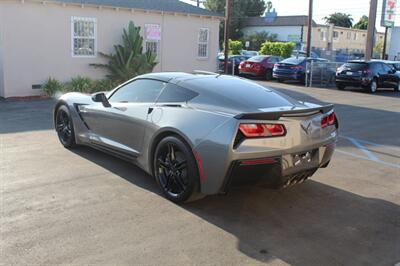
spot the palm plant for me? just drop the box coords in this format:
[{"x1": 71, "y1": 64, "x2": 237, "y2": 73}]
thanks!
[{"x1": 91, "y1": 21, "x2": 157, "y2": 84}]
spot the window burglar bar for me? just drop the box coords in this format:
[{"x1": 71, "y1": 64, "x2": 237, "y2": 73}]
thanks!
[
  {"x1": 71, "y1": 17, "x2": 97, "y2": 57},
  {"x1": 198, "y1": 28, "x2": 209, "y2": 58}
]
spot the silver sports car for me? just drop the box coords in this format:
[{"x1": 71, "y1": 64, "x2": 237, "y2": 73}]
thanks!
[{"x1": 54, "y1": 72, "x2": 338, "y2": 203}]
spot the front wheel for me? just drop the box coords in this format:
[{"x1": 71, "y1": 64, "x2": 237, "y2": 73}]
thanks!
[
  {"x1": 395, "y1": 81, "x2": 400, "y2": 92},
  {"x1": 55, "y1": 105, "x2": 77, "y2": 148},
  {"x1": 153, "y1": 136, "x2": 203, "y2": 203},
  {"x1": 368, "y1": 79, "x2": 378, "y2": 93}
]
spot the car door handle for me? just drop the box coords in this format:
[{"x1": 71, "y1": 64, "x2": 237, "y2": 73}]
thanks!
[{"x1": 113, "y1": 106, "x2": 127, "y2": 112}]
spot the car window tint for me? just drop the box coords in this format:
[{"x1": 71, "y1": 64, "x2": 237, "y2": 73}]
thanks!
[
  {"x1": 344, "y1": 63, "x2": 368, "y2": 71},
  {"x1": 382, "y1": 63, "x2": 392, "y2": 72},
  {"x1": 157, "y1": 83, "x2": 199, "y2": 103},
  {"x1": 109, "y1": 79, "x2": 165, "y2": 103},
  {"x1": 282, "y1": 57, "x2": 305, "y2": 64}
]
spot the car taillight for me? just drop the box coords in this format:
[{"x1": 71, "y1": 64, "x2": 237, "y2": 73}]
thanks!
[
  {"x1": 321, "y1": 112, "x2": 336, "y2": 128},
  {"x1": 239, "y1": 123, "x2": 286, "y2": 138},
  {"x1": 291, "y1": 65, "x2": 304, "y2": 70}
]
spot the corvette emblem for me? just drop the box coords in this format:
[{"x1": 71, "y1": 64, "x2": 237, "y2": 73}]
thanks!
[{"x1": 301, "y1": 121, "x2": 312, "y2": 135}]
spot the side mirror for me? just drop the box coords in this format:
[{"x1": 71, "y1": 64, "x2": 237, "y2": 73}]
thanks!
[{"x1": 91, "y1": 92, "x2": 111, "y2": 108}]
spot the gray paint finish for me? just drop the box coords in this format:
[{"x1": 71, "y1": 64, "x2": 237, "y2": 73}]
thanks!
[{"x1": 55, "y1": 73, "x2": 337, "y2": 195}]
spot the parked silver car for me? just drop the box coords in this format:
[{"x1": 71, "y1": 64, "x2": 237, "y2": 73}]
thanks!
[{"x1": 54, "y1": 72, "x2": 338, "y2": 203}]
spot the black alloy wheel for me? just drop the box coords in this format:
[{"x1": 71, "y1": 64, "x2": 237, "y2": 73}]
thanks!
[
  {"x1": 55, "y1": 105, "x2": 76, "y2": 148},
  {"x1": 153, "y1": 136, "x2": 201, "y2": 203}
]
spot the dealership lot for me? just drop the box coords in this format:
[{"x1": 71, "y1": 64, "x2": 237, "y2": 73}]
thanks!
[{"x1": 1, "y1": 83, "x2": 399, "y2": 266}]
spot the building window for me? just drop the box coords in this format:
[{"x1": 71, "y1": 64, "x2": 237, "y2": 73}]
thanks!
[
  {"x1": 145, "y1": 41, "x2": 159, "y2": 60},
  {"x1": 347, "y1": 32, "x2": 352, "y2": 39},
  {"x1": 198, "y1": 28, "x2": 209, "y2": 58},
  {"x1": 144, "y1": 24, "x2": 161, "y2": 61},
  {"x1": 333, "y1": 31, "x2": 339, "y2": 39},
  {"x1": 71, "y1": 17, "x2": 97, "y2": 57},
  {"x1": 353, "y1": 33, "x2": 357, "y2": 40},
  {"x1": 320, "y1": 30, "x2": 327, "y2": 41}
]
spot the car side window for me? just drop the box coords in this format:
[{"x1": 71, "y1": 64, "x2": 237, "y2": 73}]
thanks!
[
  {"x1": 381, "y1": 63, "x2": 392, "y2": 73},
  {"x1": 109, "y1": 79, "x2": 165, "y2": 103},
  {"x1": 156, "y1": 83, "x2": 199, "y2": 103}
]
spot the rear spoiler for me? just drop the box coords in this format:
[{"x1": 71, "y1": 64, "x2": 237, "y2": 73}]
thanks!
[{"x1": 234, "y1": 104, "x2": 334, "y2": 120}]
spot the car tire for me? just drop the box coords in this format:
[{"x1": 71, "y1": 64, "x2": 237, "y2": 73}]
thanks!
[
  {"x1": 368, "y1": 79, "x2": 378, "y2": 93},
  {"x1": 153, "y1": 136, "x2": 204, "y2": 203},
  {"x1": 265, "y1": 69, "x2": 273, "y2": 81},
  {"x1": 336, "y1": 84, "x2": 345, "y2": 90},
  {"x1": 55, "y1": 105, "x2": 77, "y2": 148}
]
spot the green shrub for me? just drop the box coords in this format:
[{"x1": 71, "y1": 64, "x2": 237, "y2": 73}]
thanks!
[
  {"x1": 65, "y1": 76, "x2": 93, "y2": 93},
  {"x1": 260, "y1": 42, "x2": 295, "y2": 58},
  {"x1": 90, "y1": 79, "x2": 114, "y2": 93},
  {"x1": 42, "y1": 77, "x2": 63, "y2": 97},
  {"x1": 241, "y1": 31, "x2": 278, "y2": 51},
  {"x1": 229, "y1": 39, "x2": 243, "y2": 55}
]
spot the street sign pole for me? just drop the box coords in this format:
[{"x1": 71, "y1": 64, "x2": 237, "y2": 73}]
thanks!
[
  {"x1": 223, "y1": 0, "x2": 230, "y2": 74},
  {"x1": 306, "y1": 0, "x2": 313, "y2": 57},
  {"x1": 366, "y1": 0, "x2": 378, "y2": 60},
  {"x1": 382, "y1": 27, "x2": 389, "y2": 59}
]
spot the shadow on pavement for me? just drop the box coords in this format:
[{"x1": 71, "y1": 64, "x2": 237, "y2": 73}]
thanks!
[
  {"x1": 0, "y1": 99, "x2": 55, "y2": 134},
  {"x1": 70, "y1": 146, "x2": 400, "y2": 266}
]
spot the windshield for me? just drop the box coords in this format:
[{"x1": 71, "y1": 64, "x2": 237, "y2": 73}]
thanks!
[
  {"x1": 344, "y1": 63, "x2": 368, "y2": 70},
  {"x1": 281, "y1": 57, "x2": 305, "y2": 65},
  {"x1": 247, "y1": 56, "x2": 267, "y2": 62}
]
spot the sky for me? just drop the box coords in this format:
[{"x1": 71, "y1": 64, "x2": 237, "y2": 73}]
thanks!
[{"x1": 181, "y1": 0, "x2": 400, "y2": 32}]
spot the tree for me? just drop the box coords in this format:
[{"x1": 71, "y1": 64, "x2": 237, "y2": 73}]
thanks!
[
  {"x1": 373, "y1": 39, "x2": 384, "y2": 58},
  {"x1": 241, "y1": 31, "x2": 278, "y2": 51},
  {"x1": 324, "y1": 13, "x2": 353, "y2": 28},
  {"x1": 229, "y1": 39, "x2": 243, "y2": 54},
  {"x1": 204, "y1": 0, "x2": 267, "y2": 42},
  {"x1": 260, "y1": 42, "x2": 295, "y2": 58},
  {"x1": 353, "y1": 15, "x2": 368, "y2": 30},
  {"x1": 91, "y1": 21, "x2": 157, "y2": 85}
]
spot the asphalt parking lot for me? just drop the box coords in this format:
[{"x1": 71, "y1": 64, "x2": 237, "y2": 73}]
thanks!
[{"x1": 1, "y1": 83, "x2": 399, "y2": 266}]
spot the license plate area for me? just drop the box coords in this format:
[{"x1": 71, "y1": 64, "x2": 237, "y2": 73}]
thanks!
[
  {"x1": 346, "y1": 71, "x2": 353, "y2": 75},
  {"x1": 284, "y1": 149, "x2": 319, "y2": 173}
]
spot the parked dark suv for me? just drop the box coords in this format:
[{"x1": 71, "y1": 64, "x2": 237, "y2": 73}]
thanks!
[{"x1": 336, "y1": 61, "x2": 400, "y2": 93}]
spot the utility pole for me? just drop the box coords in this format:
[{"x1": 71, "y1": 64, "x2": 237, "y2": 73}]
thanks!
[
  {"x1": 197, "y1": 0, "x2": 200, "y2": 7},
  {"x1": 306, "y1": 0, "x2": 313, "y2": 57},
  {"x1": 223, "y1": 0, "x2": 230, "y2": 74},
  {"x1": 382, "y1": 27, "x2": 388, "y2": 59},
  {"x1": 366, "y1": 0, "x2": 378, "y2": 60}
]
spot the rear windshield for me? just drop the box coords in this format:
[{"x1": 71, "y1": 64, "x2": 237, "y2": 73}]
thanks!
[
  {"x1": 281, "y1": 57, "x2": 305, "y2": 65},
  {"x1": 248, "y1": 56, "x2": 267, "y2": 62},
  {"x1": 344, "y1": 63, "x2": 368, "y2": 70}
]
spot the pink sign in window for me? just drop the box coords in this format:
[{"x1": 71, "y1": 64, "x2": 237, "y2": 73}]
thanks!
[{"x1": 145, "y1": 24, "x2": 161, "y2": 41}]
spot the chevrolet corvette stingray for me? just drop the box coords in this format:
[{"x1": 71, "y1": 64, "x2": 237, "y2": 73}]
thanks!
[{"x1": 54, "y1": 72, "x2": 338, "y2": 203}]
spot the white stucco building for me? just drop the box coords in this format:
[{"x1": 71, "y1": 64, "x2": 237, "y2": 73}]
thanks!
[
  {"x1": 388, "y1": 27, "x2": 400, "y2": 60},
  {"x1": 0, "y1": 0, "x2": 222, "y2": 98}
]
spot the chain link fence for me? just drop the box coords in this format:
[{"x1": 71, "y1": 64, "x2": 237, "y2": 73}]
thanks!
[{"x1": 305, "y1": 61, "x2": 344, "y2": 88}]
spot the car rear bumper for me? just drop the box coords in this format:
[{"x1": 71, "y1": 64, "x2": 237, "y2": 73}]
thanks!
[
  {"x1": 273, "y1": 72, "x2": 303, "y2": 80},
  {"x1": 220, "y1": 142, "x2": 336, "y2": 192},
  {"x1": 239, "y1": 71, "x2": 259, "y2": 76},
  {"x1": 336, "y1": 76, "x2": 371, "y2": 87}
]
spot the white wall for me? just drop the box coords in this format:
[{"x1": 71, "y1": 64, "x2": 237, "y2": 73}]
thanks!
[
  {"x1": 0, "y1": 5, "x2": 4, "y2": 98},
  {"x1": 388, "y1": 27, "x2": 400, "y2": 60},
  {"x1": 242, "y1": 26, "x2": 303, "y2": 43},
  {"x1": 0, "y1": 1, "x2": 220, "y2": 97}
]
